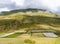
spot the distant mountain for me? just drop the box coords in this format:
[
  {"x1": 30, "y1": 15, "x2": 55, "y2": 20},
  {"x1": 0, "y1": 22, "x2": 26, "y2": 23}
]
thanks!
[{"x1": 0, "y1": 8, "x2": 47, "y2": 15}]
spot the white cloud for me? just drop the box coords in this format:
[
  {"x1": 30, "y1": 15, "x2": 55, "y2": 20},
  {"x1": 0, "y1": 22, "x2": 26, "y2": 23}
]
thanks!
[
  {"x1": 22, "y1": 0, "x2": 60, "y2": 12},
  {"x1": 25, "y1": 0, "x2": 60, "y2": 12},
  {"x1": 40, "y1": 0, "x2": 60, "y2": 12},
  {"x1": 0, "y1": 8, "x2": 10, "y2": 12},
  {"x1": 0, "y1": 0, "x2": 13, "y2": 4},
  {"x1": 12, "y1": 0, "x2": 25, "y2": 6}
]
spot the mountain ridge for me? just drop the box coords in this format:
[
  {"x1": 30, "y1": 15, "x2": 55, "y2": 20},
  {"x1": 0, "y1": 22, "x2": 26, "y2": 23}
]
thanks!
[{"x1": 0, "y1": 8, "x2": 56, "y2": 16}]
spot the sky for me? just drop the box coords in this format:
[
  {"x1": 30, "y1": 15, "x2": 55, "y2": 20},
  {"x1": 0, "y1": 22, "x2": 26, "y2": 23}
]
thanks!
[{"x1": 0, "y1": 0, "x2": 60, "y2": 14}]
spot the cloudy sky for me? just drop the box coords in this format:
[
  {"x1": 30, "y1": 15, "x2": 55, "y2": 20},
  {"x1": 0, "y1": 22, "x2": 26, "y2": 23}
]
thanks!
[{"x1": 0, "y1": 0, "x2": 60, "y2": 14}]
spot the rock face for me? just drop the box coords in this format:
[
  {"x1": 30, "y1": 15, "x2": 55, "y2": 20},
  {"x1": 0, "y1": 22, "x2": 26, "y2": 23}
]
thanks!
[{"x1": 43, "y1": 33, "x2": 58, "y2": 38}]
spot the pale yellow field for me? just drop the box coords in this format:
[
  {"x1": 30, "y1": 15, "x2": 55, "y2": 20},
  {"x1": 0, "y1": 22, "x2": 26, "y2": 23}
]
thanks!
[
  {"x1": 0, "y1": 34, "x2": 60, "y2": 44},
  {"x1": 0, "y1": 29, "x2": 60, "y2": 44},
  {"x1": 0, "y1": 38, "x2": 59, "y2": 44}
]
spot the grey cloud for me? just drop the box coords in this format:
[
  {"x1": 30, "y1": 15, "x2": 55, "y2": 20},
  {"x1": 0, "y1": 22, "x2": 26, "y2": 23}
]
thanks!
[
  {"x1": 0, "y1": 0, "x2": 19, "y2": 10},
  {"x1": 0, "y1": 0, "x2": 60, "y2": 14},
  {"x1": 0, "y1": 0, "x2": 53, "y2": 10}
]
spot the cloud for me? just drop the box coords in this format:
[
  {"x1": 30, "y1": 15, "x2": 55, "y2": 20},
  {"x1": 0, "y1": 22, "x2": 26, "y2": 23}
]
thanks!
[
  {"x1": 0, "y1": 0, "x2": 60, "y2": 14},
  {"x1": 0, "y1": 0, "x2": 27, "y2": 11},
  {"x1": 0, "y1": 0, "x2": 15, "y2": 11},
  {"x1": 25, "y1": 0, "x2": 60, "y2": 12},
  {"x1": 12, "y1": 0, "x2": 25, "y2": 6},
  {"x1": 0, "y1": 8, "x2": 10, "y2": 12},
  {"x1": 40, "y1": 0, "x2": 60, "y2": 12}
]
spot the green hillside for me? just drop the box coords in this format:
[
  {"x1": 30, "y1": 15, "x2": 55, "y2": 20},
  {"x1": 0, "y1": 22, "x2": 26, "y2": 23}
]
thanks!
[{"x1": 0, "y1": 10, "x2": 60, "y2": 35}]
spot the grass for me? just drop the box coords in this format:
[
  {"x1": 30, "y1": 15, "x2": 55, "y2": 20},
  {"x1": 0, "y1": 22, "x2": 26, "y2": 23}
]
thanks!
[
  {"x1": 0, "y1": 38, "x2": 59, "y2": 44},
  {"x1": 30, "y1": 33, "x2": 45, "y2": 38},
  {"x1": 0, "y1": 9, "x2": 60, "y2": 44},
  {"x1": 0, "y1": 32, "x2": 6, "y2": 36},
  {"x1": 24, "y1": 39, "x2": 35, "y2": 44},
  {"x1": 0, "y1": 15, "x2": 60, "y2": 32},
  {"x1": 3, "y1": 33, "x2": 45, "y2": 38},
  {"x1": 0, "y1": 11, "x2": 60, "y2": 37},
  {"x1": 55, "y1": 38, "x2": 60, "y2": 44},
  {"x1": 4, "y1": 33, "x2": 23, "y2": 38}
]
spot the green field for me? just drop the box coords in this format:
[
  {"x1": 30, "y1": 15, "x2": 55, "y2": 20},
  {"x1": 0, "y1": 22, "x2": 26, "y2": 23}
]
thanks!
[
  {"x1": 4, "y1": 33, "x2": 23, "y2": 38},
  {"x1": 2, "y1": 33, "x2": 44, "y2": 38}
]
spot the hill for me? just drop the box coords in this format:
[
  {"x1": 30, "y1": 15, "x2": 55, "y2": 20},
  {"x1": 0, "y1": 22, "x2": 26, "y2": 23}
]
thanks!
[{"x1": 0, "y1": 9, "x2": 60, "y2": 35}]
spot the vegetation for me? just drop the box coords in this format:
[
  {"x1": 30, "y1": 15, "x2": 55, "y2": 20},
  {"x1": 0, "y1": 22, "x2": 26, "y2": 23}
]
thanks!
[
  {"x1": 32, "y1": 33, "x2": 45, "y2": 37},
  {"x1": 24, "y1": 39, "x2": 35, "y2": 44},
  {"x1": 0, "y1": 8, "x2": 46, "y2": 15},
  {"x1": 0, "y1": 9, "x2": 60, "y2": 35},
  {"x1": 4, "y1": 33, "x2": 22, "y2": 38},
  {"x1": 0, "y1": 14, "x2": 60, "y2": 32},
  {"x1": 0, "y1": 38, "x2": 59, "y2": 44},
  {"x1": 0, "y1": 9, "x2": 60, "y2": 44}
]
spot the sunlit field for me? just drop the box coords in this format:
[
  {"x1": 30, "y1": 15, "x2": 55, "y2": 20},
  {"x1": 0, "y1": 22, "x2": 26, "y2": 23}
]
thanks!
[{"x1": 0, "y1": 38, "x2": 60, "y2": 44}]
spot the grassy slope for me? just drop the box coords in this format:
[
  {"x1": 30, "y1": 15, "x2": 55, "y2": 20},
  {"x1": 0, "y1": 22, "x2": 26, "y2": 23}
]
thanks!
[{"x1": 0, "y1": 11, "x2": 60, "y2": 33}]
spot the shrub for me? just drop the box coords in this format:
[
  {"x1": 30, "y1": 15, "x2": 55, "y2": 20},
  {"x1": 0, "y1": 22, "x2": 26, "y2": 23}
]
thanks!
[{"x1": 24, "y1": 39, "x2": 35, "y2": 44}]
